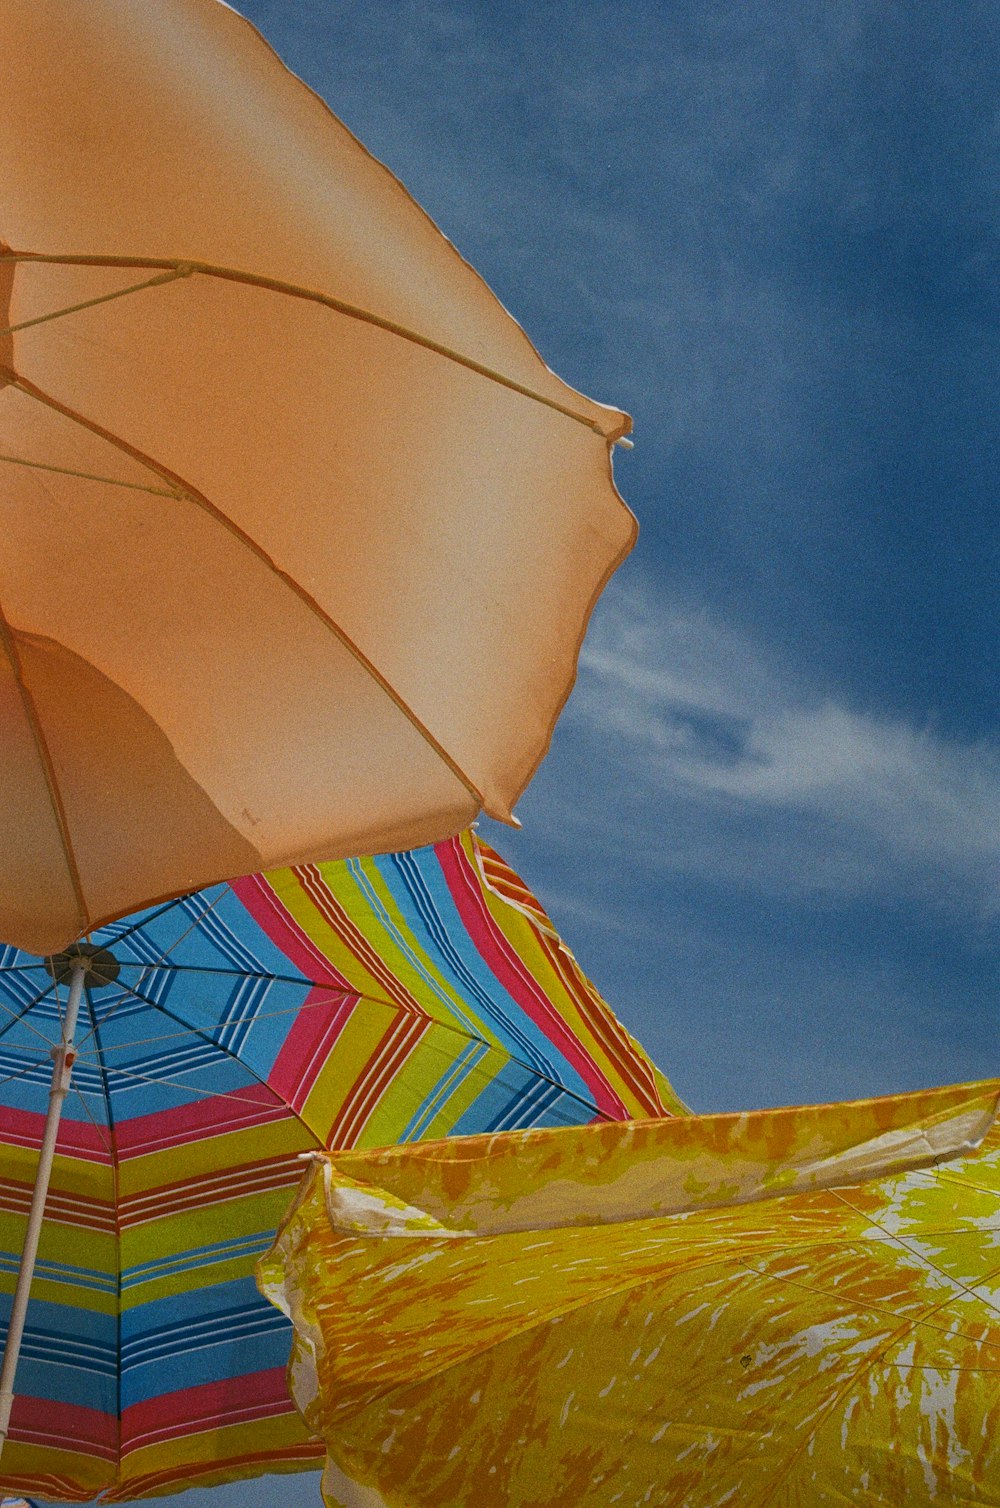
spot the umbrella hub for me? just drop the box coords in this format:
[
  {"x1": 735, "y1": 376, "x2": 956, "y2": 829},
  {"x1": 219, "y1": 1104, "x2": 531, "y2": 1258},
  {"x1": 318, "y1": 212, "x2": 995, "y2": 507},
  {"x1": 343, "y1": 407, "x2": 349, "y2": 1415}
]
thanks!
[{"x1": 45, "y1": 942, "x2": 120, "y2": 989}]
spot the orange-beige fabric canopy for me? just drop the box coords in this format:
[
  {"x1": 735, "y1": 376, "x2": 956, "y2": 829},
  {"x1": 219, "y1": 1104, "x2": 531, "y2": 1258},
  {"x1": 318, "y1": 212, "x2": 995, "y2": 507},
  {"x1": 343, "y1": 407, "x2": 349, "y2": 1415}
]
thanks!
[
  {"x1": 0, "y1": 0, "x2": 634, "y2": 957},
  {"x1": 261, "y1": 1081, "x2": 1000, "y2": 1508}
]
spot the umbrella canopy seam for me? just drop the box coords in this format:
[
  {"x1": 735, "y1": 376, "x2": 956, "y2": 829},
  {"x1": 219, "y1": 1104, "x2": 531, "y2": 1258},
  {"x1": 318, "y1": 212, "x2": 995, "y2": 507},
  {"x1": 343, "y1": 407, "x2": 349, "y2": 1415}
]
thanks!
[{"x1": 83, "y1": 989, "x2": 124, "y2": 1470}]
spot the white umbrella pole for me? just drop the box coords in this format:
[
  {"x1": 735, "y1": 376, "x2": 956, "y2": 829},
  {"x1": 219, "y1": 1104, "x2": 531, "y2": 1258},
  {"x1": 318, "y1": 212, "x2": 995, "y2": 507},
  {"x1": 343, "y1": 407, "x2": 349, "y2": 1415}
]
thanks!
[{"x1": 0, "y1": 956, "x2": 87, "y2": 1458}]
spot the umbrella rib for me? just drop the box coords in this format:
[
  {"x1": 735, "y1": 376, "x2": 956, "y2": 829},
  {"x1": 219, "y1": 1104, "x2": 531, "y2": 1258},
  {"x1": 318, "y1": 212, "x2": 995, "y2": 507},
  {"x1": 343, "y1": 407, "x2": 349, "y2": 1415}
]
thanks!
[
  {"x1": 0, "y1": 597, "x2": 90, "y2": 935},
  {"x1": 0, "y1": 250, "x2": 616, "y2": 439},
  {"x1": 749, "y1": 1260, "x2": 1000, "y2": 1508},
  {"x1": 70, "y1": 991, "x2": 337, "y2": 1059},
  {"x1": 107, "y1": 962, "x2": 324, "y2": 982},
  {"x1": 70, "y1": 961, "x2": 277, "y2": 1089},
  {"x1": 930, "y1": 1170, "x2": 1000, "y2": 1199},
  {"x1": 0, "y1": 265, "x2": 192, "y2": 336},
  {"x1": 69, "y1": 1081, "x2": 113, "y2": 1158},
  {"x1": 829, "y1": 1188, "x2": 1000, "y2": 1323},
  {"x1": 87, "y1": 970, "x2": 302, "y2": 1111},
  {"x1": 71, "y1": 888, "x2": 238, "y2": 1056},
  {"x1": 72, "y1": 991, "x2": 361, "y2": 1056},
  {"x1": 0, "y1": 977, "x2": 65, "y2": 1049},
  {"x1": 88, "y1": 1058, "x2": 288, "y2": 1109},
  {"x1": 104, "y1": 887, "x2": 231, "y2": 955},
  {"x1": 0, "y1": 1057, "x2": 57, "y2": 1094},
  {"x1": 0, "y1": 960, "x2": 353, "y2": 990},
  {"x1": 734, "y1": 1250, "x2": 1000, "y2": 1361},
  {"x1": 0, "y1": 990, "x2": 58, "y2": 1050},
  {"x1": 2, "y1": 364, "x2": 490, "y2": 814},
  {"x1": 0, "y1": 896, "x2": 203, "y2": 976},
  {"x1": 80, "y1": 982, "x2": 118, "y2": 1161},
  {"x1": 71, "y1": 987, "x2": 455, "y2": 1054},
  {"x1": 113, "y1": 894, "x2": 232, "y2": 998},
  {"x1": 337, "y1": 1240, "x2": 1000, "y2": 1435},
  {"x1": 69, "y1": 978, "x2": 296, "y2": 1059},
  {"x1": 0, "y1": 452, "x2": 184, "y2": 498}
]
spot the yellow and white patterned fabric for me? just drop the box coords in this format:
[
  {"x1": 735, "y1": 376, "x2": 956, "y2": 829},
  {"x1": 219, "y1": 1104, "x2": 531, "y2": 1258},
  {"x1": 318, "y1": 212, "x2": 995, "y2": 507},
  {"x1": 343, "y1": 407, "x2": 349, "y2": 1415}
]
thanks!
[{"x1": 259, "y1": 1079, "x2": 1000, "y2": 1507}]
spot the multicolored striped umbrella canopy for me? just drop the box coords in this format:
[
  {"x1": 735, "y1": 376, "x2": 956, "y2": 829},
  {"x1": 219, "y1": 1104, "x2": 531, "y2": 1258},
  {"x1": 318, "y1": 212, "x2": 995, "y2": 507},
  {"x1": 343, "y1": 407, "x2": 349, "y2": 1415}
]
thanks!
[{"x1": 0, "y1": 830, "x2": 679, "y2": 1502}]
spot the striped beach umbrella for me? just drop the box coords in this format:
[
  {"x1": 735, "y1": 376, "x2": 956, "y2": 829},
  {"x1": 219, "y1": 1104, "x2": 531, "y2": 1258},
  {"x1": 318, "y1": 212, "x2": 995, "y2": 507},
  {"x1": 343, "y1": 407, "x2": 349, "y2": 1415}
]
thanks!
[{"x1": 0, "y1": 830, "x2": 680, "y2": 1502}]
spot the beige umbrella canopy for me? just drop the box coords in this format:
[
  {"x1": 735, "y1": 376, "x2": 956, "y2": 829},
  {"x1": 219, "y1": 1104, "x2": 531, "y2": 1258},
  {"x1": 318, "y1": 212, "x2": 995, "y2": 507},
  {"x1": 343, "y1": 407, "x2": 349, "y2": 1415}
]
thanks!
[{"x1": 0, "y1": 0, "x2": 634, "y2": 956}]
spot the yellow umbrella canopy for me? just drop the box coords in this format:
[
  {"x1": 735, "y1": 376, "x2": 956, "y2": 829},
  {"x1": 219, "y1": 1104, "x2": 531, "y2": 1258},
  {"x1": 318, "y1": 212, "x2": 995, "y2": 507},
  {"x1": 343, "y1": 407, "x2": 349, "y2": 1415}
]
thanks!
[
  {"x1": 0, "y1": 0, "x2": 634, "y2": 956},
  {"x1": 261, "y1": 1081, "x2": 1000, "y2": 1508}
]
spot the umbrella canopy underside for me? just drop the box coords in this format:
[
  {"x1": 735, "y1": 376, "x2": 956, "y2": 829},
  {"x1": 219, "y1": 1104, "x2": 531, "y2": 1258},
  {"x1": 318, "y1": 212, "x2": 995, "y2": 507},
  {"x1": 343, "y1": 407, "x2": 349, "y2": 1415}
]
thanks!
[
  {"x1": 0, "y1": 0, "x2": 635, "y2": 954},
  {"x1": 262, "y1": 1083, "x2": 1000, "y2": 1508},
  {"x1": 0, "y1": 831, "x2": 678, "y2": 1501}
]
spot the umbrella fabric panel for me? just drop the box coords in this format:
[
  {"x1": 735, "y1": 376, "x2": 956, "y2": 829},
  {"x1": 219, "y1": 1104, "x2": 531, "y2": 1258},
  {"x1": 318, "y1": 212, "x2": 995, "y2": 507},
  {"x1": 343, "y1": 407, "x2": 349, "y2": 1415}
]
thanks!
[
  {"x1": 4, "y1": 270, "x2": 631, "y2": 818},
  {"x1": 51, "y1": 970, "x2": 308, "y2": 1123},
  {"x1": 0, "y1": 1109, "x2": 317, "y2": 1500},
  {"x1": 260, "y1": 1081, "x2": 1000, "y2": 1508},
  {"x1": 1, "y1": 1295, "x2": 116, "y2": 1413},
  {"x1": 2, "y1": 0, "x2": 626, "y2": 428},
  {"x1": 236, "y1": 831, "x2": 682, "y2": 1126},
  {"x1": 294, "y1": 1018, "x2": 623, "y2": 1153},
  {"x1": 119, "y1": 1276, "x2": 292, "y2": 1409},
  {"x1": 1, "y1": 1135, "x2": 126, "y2": 1499},
  {"x1": 0, "y1": 0, "x2": 636, "y2": 956},
  {"x1": 0, "y1": 830, "x2": 674, "y2": 1499}
]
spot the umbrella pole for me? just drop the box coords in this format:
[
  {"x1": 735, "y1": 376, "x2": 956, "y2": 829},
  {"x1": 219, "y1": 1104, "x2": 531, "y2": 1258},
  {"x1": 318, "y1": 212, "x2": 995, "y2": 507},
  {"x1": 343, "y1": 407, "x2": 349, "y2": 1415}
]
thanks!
[{"x1": 0, "y1": 956, "x2": 87, "y2": 1458}]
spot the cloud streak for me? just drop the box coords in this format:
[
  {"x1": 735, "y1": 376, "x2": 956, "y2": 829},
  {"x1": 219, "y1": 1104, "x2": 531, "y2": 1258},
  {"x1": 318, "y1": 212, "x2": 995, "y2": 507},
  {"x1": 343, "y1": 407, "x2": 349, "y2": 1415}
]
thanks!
[{"x1": 559, "y1": 582, "x2": 1000, "y2": 922}]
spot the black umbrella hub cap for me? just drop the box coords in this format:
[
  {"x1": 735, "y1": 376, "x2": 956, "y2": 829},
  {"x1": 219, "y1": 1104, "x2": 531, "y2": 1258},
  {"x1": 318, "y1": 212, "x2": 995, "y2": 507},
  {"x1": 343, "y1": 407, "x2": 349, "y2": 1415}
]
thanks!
[{"x1": 45, "y1": 941, "x2": 121, "y2": 988}]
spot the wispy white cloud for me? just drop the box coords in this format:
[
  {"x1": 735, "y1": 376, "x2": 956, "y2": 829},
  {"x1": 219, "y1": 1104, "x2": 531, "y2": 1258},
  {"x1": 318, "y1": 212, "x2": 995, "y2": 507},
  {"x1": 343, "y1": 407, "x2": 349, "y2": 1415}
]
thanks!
[{"x1": 553, "y1": 582, "x2": 1000, "y2": 919}]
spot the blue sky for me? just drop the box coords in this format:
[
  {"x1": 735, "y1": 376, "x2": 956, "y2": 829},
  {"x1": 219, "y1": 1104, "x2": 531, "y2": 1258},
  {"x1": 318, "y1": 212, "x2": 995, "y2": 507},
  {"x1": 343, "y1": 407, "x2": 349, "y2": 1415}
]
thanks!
[
  {"x1": 224, "y1": 0, "x2": 1000, "y2": 1114},
  {"x1": 61, "y1": 1, "x2": 999, "y2": 1503}
]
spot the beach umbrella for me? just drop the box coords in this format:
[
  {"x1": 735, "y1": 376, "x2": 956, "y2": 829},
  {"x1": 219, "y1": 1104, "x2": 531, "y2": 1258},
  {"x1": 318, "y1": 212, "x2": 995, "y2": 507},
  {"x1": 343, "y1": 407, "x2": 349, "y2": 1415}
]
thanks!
[
  {"x1": 0, "y1": 831, "x2": 679, "y2": 1502},
  {"x1": 2, "y1": 0, "x2": 635, "y2": 1489},
  {"x1": 261, "y1": 1080, "x2": 1000, "y2": 1508},
  {"x1": 1, "y1": 0, "x2": 635, "y2": 958}
]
